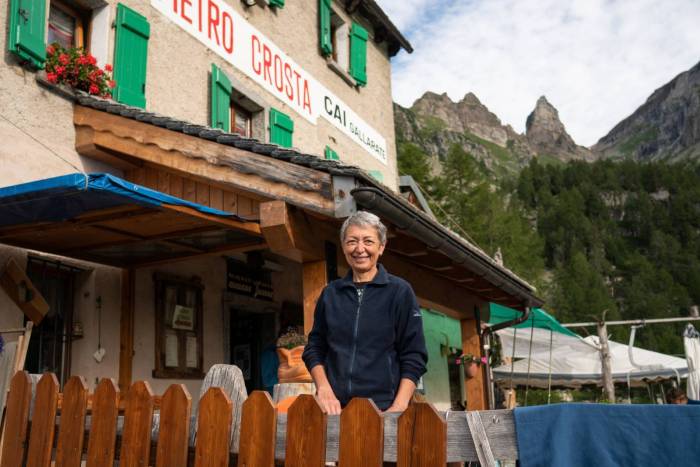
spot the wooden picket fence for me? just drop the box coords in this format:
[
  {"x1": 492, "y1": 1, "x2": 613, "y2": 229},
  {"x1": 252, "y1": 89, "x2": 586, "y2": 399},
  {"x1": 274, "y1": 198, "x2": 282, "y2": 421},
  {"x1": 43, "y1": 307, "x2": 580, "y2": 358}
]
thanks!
[{"x1": 0, "y1": 371, "x2": 519, "y2": 466}]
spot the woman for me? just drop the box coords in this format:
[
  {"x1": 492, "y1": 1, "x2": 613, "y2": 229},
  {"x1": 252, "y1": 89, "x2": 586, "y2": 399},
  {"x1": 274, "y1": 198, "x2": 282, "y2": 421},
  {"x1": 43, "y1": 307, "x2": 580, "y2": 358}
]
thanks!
[{"x1": 302, "y1": 211, "x2": 428, "y2": 414}]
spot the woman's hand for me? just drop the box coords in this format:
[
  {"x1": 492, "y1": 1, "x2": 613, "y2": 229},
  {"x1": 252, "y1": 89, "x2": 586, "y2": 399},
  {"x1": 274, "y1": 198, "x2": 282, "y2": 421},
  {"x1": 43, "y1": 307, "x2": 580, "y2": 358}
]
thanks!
[
  {"x1": 316, "y1": 384, "x2": 342, "y2": 415},
  {"x1": 383, "y1": 378, "x2": 417, "y2": 413},
  {"x1": 383, "y1": 401, "x2": 409, "y2": 413},
  {"x1": 309, "y1": 365, "x2": 341, "y2": 414}
]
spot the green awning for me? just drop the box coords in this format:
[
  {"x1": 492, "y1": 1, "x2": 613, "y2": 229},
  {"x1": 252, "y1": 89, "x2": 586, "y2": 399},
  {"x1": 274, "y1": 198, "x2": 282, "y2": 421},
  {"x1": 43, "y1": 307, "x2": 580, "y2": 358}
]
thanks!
[{"x1": 488, "y1": 303, "x2": 579, "y2": 337}]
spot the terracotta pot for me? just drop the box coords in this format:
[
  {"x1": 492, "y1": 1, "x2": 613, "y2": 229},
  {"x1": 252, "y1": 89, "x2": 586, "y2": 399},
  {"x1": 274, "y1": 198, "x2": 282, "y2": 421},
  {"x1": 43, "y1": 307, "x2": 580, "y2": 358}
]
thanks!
[
  {"x1": 465, "y1": 361, "x2": 479, "y2": 379},
  {"x1": 277, "y1": 345, "x2": 312, "y2": 383}
]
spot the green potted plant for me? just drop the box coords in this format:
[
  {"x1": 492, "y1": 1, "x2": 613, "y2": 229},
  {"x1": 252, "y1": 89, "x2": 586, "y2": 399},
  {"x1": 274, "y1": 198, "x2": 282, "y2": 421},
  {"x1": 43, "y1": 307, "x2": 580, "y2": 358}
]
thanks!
[{"x1": 276, "y1": 327, "x2": 311, "y2": 383}]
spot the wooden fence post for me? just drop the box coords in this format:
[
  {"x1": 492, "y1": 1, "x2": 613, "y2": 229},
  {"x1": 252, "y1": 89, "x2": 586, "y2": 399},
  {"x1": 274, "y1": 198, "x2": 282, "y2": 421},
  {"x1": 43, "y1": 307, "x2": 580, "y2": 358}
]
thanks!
[
  {"x1": 237, "y1": 391, "x2": 276, "y2": 467},
  {"x1": 156, "y1": 384, "x2": 192, "y2": 467},
  {"x1": 119, "y1": 381, "x2": 155, "y2": 467},
  {"x1": 285, "y1": 394, "x2": 326, "y2": 467},
  {"x1": 397, "y1": 402, "x2": 446, "y2": 467},
  {"x1": 0, "y1": 371, "x2": 32, "y2": 467},
  {"x1": 338, "y1": 398, "x2": 383, "y2": 467},
  {"x1": 195, "y1": 387, "x2": 233, "y2": 467},
  {"x1": 26, "y1": 373, "x2": 59, "y2": 467},
  {"x1": 86, "y1": 379, "x2": 120, "y2": 467},
  {"x1": 55, "y1": 376, "x2": 89, "y2": 467}
]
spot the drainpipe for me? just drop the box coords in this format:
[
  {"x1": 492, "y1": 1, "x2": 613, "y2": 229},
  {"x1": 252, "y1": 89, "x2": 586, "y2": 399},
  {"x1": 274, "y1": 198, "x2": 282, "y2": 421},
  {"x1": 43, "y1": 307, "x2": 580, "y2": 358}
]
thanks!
[{"x1": 481, "y1": 306, "x2": 531, "y2": 409}]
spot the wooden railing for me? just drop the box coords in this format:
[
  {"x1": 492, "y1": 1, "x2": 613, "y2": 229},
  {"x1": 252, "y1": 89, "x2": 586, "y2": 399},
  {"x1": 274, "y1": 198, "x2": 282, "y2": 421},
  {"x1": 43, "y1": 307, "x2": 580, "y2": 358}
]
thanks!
[{"x1": 0, "y1": 371, "x2": 518, "y2": 466}]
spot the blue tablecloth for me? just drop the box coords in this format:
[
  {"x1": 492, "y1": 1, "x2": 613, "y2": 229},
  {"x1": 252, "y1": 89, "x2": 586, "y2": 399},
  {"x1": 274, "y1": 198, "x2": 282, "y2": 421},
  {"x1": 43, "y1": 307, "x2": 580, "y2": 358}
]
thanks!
[{"x1": 514, "y1": 403, "x2": 700, "y2": 467}]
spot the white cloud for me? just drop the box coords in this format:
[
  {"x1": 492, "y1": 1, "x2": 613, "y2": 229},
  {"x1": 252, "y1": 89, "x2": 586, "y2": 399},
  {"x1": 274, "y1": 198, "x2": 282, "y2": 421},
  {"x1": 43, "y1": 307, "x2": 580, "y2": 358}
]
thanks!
[{"x1": 378, "y1": 0, "x2": 700, "y2": 146}]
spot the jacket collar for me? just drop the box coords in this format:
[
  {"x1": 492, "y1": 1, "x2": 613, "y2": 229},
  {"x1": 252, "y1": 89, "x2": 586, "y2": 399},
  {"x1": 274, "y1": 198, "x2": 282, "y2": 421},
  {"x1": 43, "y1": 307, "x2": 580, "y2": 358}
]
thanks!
[{"x1": 339, "y1": 263, "x2": 389, "y2": 288}]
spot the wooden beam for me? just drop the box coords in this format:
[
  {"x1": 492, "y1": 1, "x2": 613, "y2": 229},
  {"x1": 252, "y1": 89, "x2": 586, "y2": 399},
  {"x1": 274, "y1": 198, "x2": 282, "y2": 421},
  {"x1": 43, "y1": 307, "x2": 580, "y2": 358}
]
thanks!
[
  {"x1": 259, "y1": 201, "x2": 323, "y2": 262},
  {"x1": 163, "y1": 204, "x2": 262, "y2": 236},
  {"x1": 119, "y1": 269, "x2": 135, "y2": 393},
  {"x1": 461, "y1": 318, "x2": 488, "y2": 411},
  {"x1": 57, "y1": 225, "x2": 221, "y2": 254},
  {"x1": 0, "y1": 207, "x2": 157, "y2": 239},
  {"x1": 74, "y1": 106, "x2": 334, "y2": 215},
  {"x1": 129, "y1": 239, "x2": 267, "y2": 269},
  {"x1": 302, "y1": 261, "x2": 327, "y2": 335}
]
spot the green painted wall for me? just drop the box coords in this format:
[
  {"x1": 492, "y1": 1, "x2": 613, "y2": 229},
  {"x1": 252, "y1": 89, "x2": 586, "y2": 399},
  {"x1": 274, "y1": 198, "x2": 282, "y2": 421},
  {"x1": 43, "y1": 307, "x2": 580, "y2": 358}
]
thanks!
[{"x1": 420, "y1": 309, "x2": 464, "y2": 410}]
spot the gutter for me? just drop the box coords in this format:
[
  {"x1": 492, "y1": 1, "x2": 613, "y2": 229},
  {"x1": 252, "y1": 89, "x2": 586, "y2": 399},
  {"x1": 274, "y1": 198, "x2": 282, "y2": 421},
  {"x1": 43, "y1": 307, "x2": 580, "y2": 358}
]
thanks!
[{"x1": 351, "y1": 187, "x2": 543, "y2": 308}]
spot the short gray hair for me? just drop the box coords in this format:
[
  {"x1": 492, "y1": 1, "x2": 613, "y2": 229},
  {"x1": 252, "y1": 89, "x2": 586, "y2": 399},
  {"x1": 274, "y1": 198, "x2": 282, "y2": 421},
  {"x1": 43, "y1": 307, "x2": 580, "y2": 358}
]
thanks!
[{"x1": 340, "y1": 211, "x2": 387, "y2": 245}]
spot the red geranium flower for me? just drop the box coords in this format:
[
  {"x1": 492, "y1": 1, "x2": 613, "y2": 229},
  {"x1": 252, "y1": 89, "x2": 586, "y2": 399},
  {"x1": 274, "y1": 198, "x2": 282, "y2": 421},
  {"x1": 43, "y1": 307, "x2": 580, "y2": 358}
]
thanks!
[
  {"x1": 88, "y1": 55, "x2": 97, "y2": 65},
  {"x1": 58, "y1": 53, "x2": 69, "y2": 65},
  {"x1": 108, "y1": 80, "x2": 116, "y2": 88},
  {"x1": 46, "y1": 45, "x2": 55, "y2": 56},
  {"x1": 89, "y1": 84, "x2": 100, "y2": 94},
  {"x1": 105, "y1": 64, "x2": 113, "y2": 72},
  {"x1": 46, "y1": 72, "x2": 58, "y2": 83},
  {"x1": 55, "y1": 66, "x2": 66, "y2": 75}
]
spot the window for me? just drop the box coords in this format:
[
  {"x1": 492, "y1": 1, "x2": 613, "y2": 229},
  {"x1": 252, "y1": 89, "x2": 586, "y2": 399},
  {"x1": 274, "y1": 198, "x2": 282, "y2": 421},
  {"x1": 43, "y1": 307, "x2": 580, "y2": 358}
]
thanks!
[
  {"x1": 153, "y1": 273, "x2": 204, "y2": 379},
  {"x1": 319, "y1": 0, "x2": 368, "y2": 87},
  {"x1": 211, "y1": 63, "x2": 264, "y2": 138},
  {"x1": 270, "y1": 108, "x2": 293, "y2": 148},
  {"x1": 330, "y1": 13, "x2": 349, "y2": 69},
  {"x1": 113, "y1": 3, "x2": 150, "y2": 108},
  {"x1": 8, "y1": 0, "x2": 97, "y2": 69},
  {"x1": 232, "y1": 105, "x2": 253, "y2": 137},
  {"x1": 47, "y1": 1, "x2": 88, "y2": 50}
]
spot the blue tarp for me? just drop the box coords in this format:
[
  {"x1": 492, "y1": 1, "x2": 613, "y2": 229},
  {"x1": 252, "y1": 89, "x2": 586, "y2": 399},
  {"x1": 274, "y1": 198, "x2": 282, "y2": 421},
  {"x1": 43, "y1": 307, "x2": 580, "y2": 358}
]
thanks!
[
  {"x1": 0, "y1": 173, "x2": 239, "y2": 227},
  {"x1": 514, "y1": 403, "x2": 700, "y2": 467}
]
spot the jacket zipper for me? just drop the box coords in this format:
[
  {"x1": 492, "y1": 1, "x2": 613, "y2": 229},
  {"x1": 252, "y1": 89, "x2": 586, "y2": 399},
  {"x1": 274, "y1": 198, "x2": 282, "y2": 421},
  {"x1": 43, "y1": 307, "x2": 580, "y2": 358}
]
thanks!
[{"x1": 347, "y1": 287, "x2": 364, "y2": 395}]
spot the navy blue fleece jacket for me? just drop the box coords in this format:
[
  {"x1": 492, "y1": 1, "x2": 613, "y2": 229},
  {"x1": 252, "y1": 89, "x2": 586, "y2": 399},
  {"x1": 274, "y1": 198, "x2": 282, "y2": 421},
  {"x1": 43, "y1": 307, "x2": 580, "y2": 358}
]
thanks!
[{"x1": 302, "y1": 264, "x2": 428, "y2": 410}]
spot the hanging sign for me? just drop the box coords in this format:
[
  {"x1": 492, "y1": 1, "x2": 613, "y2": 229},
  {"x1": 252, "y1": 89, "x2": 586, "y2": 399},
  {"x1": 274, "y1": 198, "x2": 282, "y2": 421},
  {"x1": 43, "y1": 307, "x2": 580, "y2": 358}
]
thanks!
[
  {"x1": 150, "y1": 0, "x2": 387, "y2": 164},
  {"x1": 226, "y1": 259, "x2": 274, "y2": 301}
]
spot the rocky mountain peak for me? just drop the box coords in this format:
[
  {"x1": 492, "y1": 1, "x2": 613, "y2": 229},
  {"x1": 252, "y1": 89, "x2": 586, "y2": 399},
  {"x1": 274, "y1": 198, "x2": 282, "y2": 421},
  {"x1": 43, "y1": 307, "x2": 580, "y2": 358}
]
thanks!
[
  {"x1": 460, "y1": 92, "x2": 483, "y2": 106},
  {"x1": 526, "y1": 96, "x2": 592, "y2": 161},
  {"x1": 593, "y1": 61, "x2": 700, "y2": 162}
]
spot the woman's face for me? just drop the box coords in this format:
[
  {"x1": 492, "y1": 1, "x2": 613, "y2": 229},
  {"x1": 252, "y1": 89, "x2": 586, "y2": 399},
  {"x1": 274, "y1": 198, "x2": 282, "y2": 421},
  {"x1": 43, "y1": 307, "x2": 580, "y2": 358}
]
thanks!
[{"x1": 342, "y1": 224, "x2": 385, "y2": 276}]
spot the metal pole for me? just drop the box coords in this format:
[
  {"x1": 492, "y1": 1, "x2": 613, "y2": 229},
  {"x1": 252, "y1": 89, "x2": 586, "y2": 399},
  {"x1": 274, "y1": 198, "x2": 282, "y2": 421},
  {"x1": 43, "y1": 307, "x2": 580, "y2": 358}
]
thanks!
[
  {"x1": 563, "y1": 316, "x2": 700, "y2": 328},
  {"x1": 524, "y1": 319, "x2": 535, "y2": 406},
  {"x1": 547, "y1": 329, "x2": 554, "y2": 404}
]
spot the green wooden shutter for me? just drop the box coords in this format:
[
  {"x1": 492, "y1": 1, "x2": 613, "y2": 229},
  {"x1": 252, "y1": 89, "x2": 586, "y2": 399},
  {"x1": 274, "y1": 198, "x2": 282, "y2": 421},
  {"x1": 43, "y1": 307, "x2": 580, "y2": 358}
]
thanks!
[
  {"x1": 269, "y1": 0, "x2": 284, "y2": 7},
  {"x1": 8, "y1": 0, "x2": 47, "y2": 68},
  {"x1": 113, "y1": 4, "x2": 150, "y2": 108},
  {"x1": 210, "y1": 64, "x2": 232, "y2": 131},
  {"x1": 319, "y1": 0, "x2": 332, "y2": 56},
  {"x1": 324, "y1": 146, "x2": 339, "y2": 160},
  {"x1": 349, "y1": 22, "x2": 368, "y2": 86},
  {"x1": 270, "y1": 108, "x2": 293, "y2": 148}
]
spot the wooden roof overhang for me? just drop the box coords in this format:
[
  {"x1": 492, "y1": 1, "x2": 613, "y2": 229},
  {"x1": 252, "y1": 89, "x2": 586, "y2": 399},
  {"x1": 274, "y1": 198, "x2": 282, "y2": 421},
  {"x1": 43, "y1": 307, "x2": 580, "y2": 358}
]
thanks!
[{"x1": 70, "y1": 96, "x2": 543, "y2": 317}]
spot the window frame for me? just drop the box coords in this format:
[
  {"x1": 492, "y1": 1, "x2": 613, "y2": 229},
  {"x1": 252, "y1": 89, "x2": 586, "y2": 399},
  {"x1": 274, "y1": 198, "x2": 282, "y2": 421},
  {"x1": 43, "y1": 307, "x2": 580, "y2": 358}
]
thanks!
[
  {"x1": 47, "y1": 0, "x2": 90, "y2": 50},
  {"x1": 153, "y1": 273, "x2": 205, "y2": 379},
  {"x1": 231, "y1": 103, "x2": 253, "y2": 138}
]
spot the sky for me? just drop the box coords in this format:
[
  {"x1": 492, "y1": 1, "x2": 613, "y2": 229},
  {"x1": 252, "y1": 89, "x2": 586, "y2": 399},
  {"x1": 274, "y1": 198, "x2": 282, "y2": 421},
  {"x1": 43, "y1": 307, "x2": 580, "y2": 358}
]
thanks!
[{"x1": 376, "y1": 0, "x2": 700, "y2": 147}]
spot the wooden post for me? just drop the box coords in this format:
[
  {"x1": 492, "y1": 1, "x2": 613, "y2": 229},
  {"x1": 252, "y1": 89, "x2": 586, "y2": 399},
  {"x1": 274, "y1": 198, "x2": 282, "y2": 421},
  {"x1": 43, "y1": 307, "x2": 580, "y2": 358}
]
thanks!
[
  {"x1": 461, "y1": 318, "x2": 487, "y2": 411},
  {"x1": 597, "y1": 319, "x2": 615, "y2": 403},
  {"x1": 119, "y1": 269, "x2": 135, "y2": 393},
  {"x1": 302, "y1": 261, "x2": 327, "y2": 336}
]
